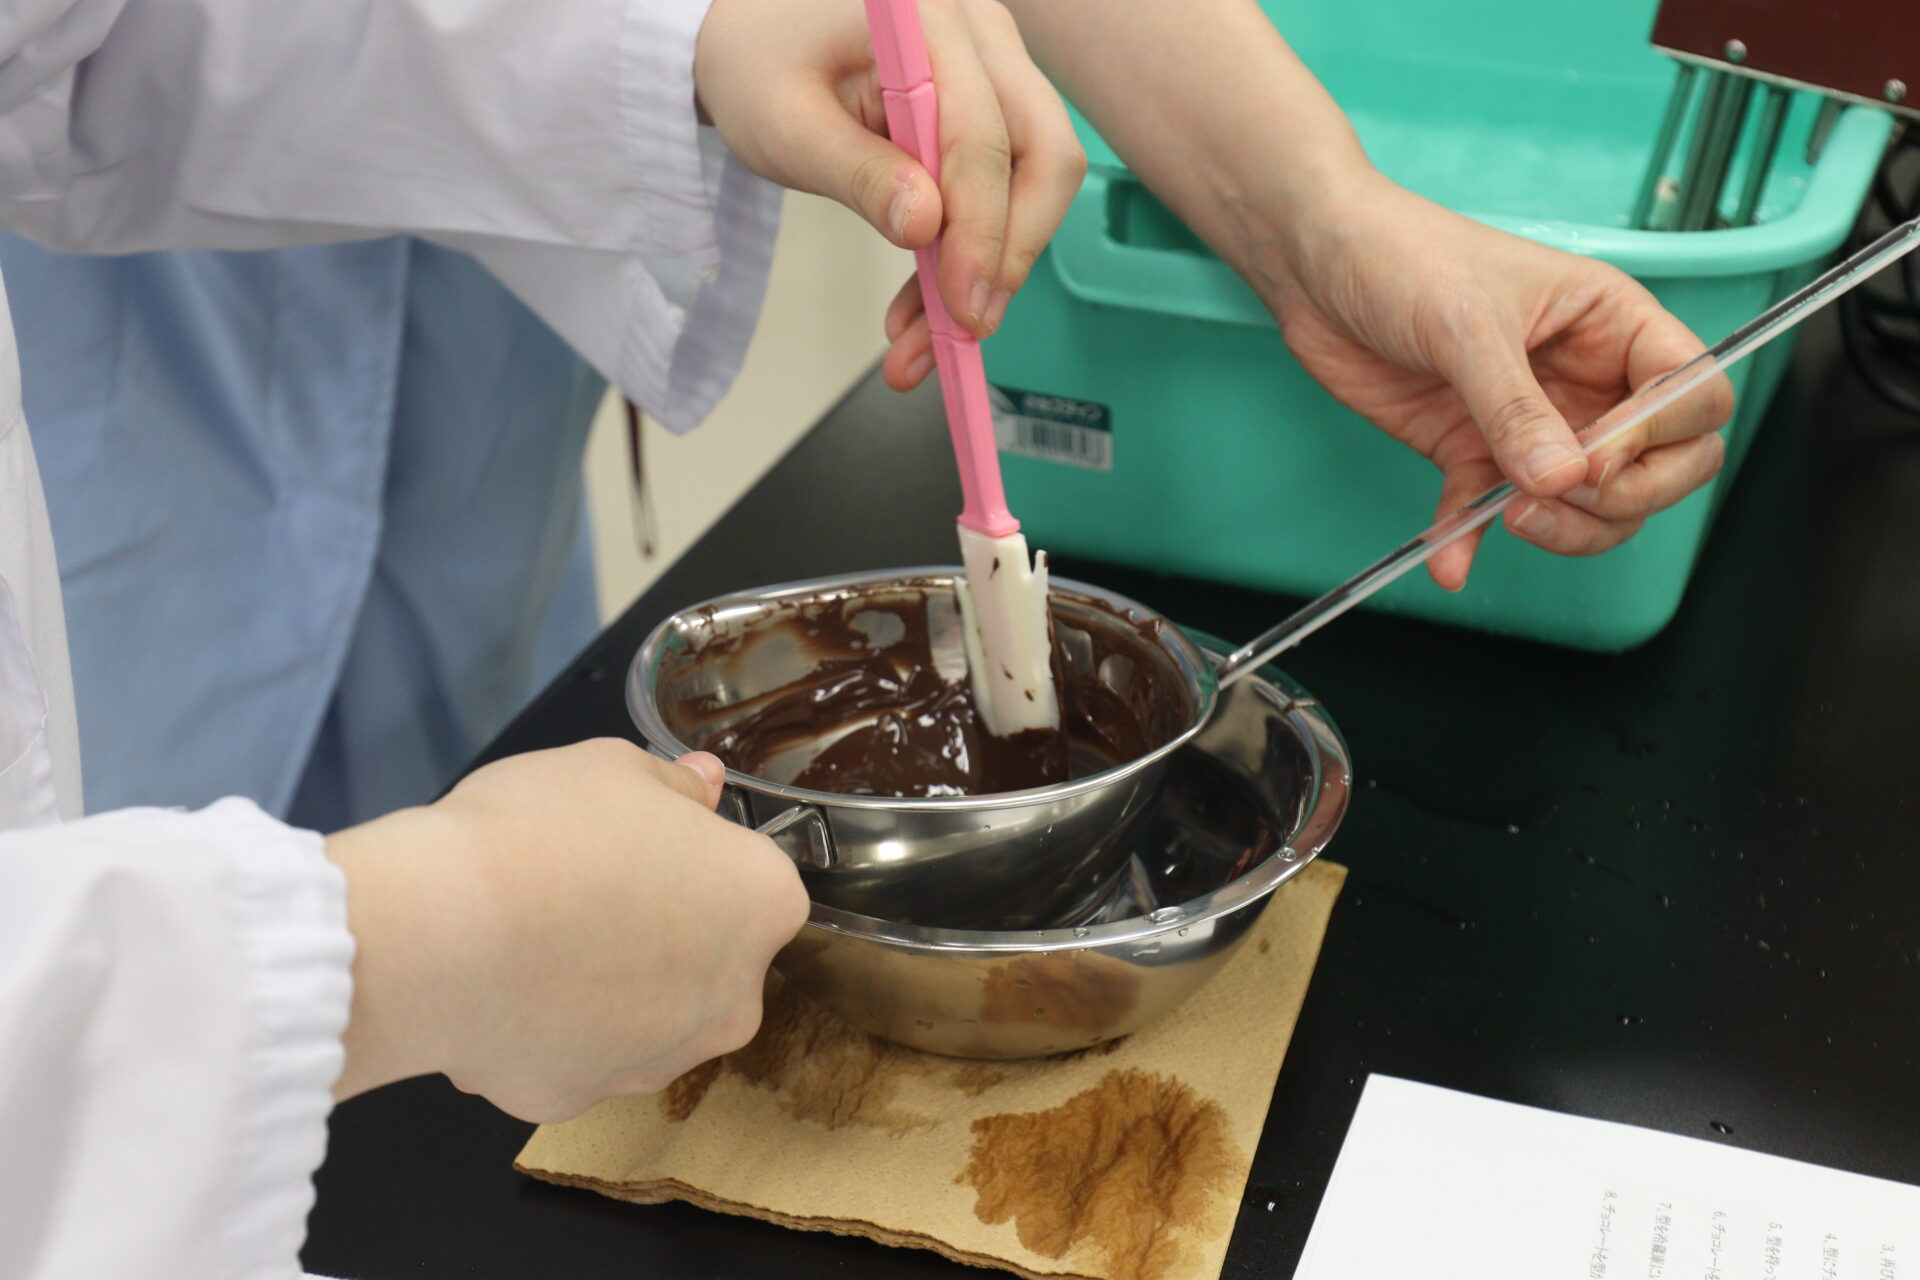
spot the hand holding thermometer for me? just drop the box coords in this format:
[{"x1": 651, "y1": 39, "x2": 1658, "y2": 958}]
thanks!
[
  {"x1": 1215, "y1": 215, "x2": 1920, "y2": 685},
  {"x1": 863, "y1": 0, "x2": 1061, "y2": 740}
]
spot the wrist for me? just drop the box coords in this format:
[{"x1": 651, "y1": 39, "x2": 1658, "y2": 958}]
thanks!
[
  {"x1": 326, "y1": 807, "x2": 486, "y2": 1100},
  {"x1": 1008, "y1": 0, "x2": 1385, "y2": 307},
  {"x1": 1218, "y1": 154, "x2": 1391, "y2": 305}
]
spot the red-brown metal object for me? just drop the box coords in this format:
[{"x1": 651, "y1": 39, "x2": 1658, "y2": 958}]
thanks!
[{"x1": 1651, "y1": 0, "x2": 1919, "y2": 117}]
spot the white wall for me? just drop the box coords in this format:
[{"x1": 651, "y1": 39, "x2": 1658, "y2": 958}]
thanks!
[{"x1": 584, "y1": 192, "x2": 905, "y2": 621}]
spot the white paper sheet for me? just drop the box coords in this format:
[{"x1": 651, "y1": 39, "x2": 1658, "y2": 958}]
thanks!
[{"x1": 1296, "y1": 1076, "x2": 1919, "y2": 1280}]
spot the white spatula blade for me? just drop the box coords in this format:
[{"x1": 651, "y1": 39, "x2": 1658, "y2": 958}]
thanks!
[{"x1": 953, "y1": 524, "x2": 1059, "y2": 736}]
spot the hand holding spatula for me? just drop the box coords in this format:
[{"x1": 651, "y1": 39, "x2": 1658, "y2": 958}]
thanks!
[{"x1": 863, "y1": 0, "x2": 1062, "y2": 743}]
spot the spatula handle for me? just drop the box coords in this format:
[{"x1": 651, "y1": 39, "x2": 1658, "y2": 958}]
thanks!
[{"x1": 864, "y1": 0, "x2": 1018, "y2": 539}]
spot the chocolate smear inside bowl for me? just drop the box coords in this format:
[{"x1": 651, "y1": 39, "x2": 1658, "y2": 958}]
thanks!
[
  {"x1": 687, "y1": 581, "x2": 1189, "y2": 798},
  {"x1": 629, "y1": 570, "x2": 1218, "y2": 930}
]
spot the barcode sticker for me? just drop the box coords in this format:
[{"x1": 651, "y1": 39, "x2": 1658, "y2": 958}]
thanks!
[{"x1": 991, "y1": 385, "x2": 1113, "y2": 472}]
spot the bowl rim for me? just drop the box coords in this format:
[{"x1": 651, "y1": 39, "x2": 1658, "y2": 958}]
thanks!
[
  {"x1": 791, "y1": 648, "x2": 1350, "y2": 953},
  {"x1": 628, "y1": 567, "x2": 1223, "y2": 813}
]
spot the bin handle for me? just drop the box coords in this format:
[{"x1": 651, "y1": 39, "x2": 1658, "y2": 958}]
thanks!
[{"x1": 1050, "y1": 169, "x2": 1277, "y2": 329}]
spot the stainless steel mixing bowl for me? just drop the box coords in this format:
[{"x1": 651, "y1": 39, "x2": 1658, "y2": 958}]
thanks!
[
  {"x1": 629, "y1": 569, "x2": 1219, "y2": 929},
  {"x1": 773, "y1": 657, "x2": 1350, "y2": 1058}
]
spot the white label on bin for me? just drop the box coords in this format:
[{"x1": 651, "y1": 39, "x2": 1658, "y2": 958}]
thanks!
[{"x1": 990, "y1": 385, "x2": 1113, "y2": 472}]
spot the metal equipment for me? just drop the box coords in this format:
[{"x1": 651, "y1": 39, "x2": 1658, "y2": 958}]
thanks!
[
  {"x1": 768, "y1": 647, "x2": 1349, "y2": 1060},
  {"x1": 1634, "y1": 0, "x2": 1918, "y2": 230}
]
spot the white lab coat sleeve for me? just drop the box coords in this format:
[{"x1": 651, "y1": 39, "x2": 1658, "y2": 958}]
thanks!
[
  {"x1": 0, "y1": 799, "x2": 353, "y2": 1280},
  {"x1": 0, "y1": 0, "x2": 782, "y2": 431}
]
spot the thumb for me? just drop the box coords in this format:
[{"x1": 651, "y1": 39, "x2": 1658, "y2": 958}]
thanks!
[
  {"x1": 642, "y1": 750, "x2": 727, "y2": 811},
  {"x1": 1440, "y1": 334, "x2": 1588, "y2": 498},
  {"x1": 774, "y1": 94, "x2": 944, "y2": 250}
]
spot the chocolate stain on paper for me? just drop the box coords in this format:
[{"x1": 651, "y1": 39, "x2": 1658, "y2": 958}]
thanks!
[
  {"x1": 952, "y1": 1065, "x2": 1009, "y2": 1097},
  {"x1": 658, "y1": 977, "x2": 929, "y2": 1133},
  {"x1": 959, "y1": 1068, "x2": 1241, "y2": 1280},
  {"x1": 658, "y1": 1059, "x2": 723, "y2": 1121}
]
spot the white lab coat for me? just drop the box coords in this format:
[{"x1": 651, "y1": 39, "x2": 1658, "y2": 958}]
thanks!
[{"x1": 0, "y1": 1, "x2": 780, "y2": 1276}]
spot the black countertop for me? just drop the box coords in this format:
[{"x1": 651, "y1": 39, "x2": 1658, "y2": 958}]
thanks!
[{"x1": 304, "y1": 316, "x2": 1920, "y2": 1279}]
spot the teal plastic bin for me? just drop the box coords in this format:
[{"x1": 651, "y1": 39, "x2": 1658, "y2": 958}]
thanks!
[{"x1": 986, "y1": 0, "x2": 1892, "y2": 650}]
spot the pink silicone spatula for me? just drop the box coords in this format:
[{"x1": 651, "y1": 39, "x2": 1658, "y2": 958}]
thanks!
[{"x1": 864, "y1": 0, "x2": 1060, "y2": 738}]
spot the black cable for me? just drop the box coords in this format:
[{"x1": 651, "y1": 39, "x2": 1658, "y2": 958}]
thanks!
[
  {"x1": 1843, "y1": 287, "x2": 1920, "y2": 414},
  {"x1": 1841, "y1": 122, "x2": 1920, "y2": 413},
  {"x1": 1856, "y1": 289, "x2": 1920, "y2": 321}
]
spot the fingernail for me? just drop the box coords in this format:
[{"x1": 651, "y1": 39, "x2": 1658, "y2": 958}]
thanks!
[
  {"x1": 967, "y1": 279, "x2": 991, "y2": 328},
  {"x1": 888, "y1": 186, "x2": 917, "y2": 242},
  {"x1": 678, "y1": 752, "x2": 726, "y2": 791},
  {"x1": 1524, "y1": 443, "x2": 1586, "y2": 486},
  {"x1": 906, "y1": 349, "x2": 935, "y2": 384},
  {"x1": 1567, "y1": 484, "x2": 1601, "y2": 507},
  {"x1": 1514, "y1": 502, "x2": 1557, "y2": 540},
  {"x1": 982, "y1": 288, "x2": 1012, "y2": 336},
  {"x1": 1596, "y1": 454, "x2": 1624, "y2": 487}
]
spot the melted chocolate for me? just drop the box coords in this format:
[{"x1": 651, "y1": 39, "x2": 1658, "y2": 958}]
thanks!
[
  {"x1": 707, "y1": 661, "x2": 1070, "y2": 797},
  {"x1": 786, "y1": 680, "x2": 1070, "y2": 797},
  {"x1": 681, "y1": 586, "x2": 1187, "y2": 799}
]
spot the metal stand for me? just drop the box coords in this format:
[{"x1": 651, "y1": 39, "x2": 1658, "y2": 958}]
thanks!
[
  {"x1": 1632, "y1": 63, "x2": 1797, "y2": 231},
  {"x1": 1732, "y1": 87, "x2": 1793, "y2": 226}
]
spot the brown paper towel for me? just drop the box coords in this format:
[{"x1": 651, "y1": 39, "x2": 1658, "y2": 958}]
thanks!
[{"x1": 516, "y1": 859, "x2": 1346, "y2": 1280}]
